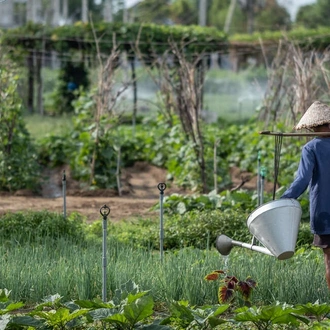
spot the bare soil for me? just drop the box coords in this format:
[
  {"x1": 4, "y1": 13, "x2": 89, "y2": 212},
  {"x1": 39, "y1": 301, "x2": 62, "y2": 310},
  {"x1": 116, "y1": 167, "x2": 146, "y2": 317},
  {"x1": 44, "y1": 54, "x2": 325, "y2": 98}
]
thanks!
[
  {"x1": 0, "y1": 162, "x2": 274, "y2": 223},
  {"x1": 0, "y1": 162, "x2": 185, "y2": 223}
]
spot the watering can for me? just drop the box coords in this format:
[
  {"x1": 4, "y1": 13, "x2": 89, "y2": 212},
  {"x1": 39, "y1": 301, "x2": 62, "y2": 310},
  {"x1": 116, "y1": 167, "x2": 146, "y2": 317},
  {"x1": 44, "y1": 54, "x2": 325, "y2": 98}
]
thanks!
[{"x1": 216, "y1": 198, "x2": 302, "y2": 260}]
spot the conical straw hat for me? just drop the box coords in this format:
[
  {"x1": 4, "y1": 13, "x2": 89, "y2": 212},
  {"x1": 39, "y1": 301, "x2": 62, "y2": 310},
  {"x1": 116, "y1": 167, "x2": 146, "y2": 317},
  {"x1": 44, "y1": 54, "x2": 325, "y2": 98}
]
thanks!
[{"x1": 295, "y1": 101, "x2": 330, "y2": 130}]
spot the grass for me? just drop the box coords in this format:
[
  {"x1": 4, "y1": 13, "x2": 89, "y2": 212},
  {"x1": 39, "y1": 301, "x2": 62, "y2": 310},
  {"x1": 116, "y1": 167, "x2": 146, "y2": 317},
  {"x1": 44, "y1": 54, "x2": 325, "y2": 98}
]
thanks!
[
  {"x1": 0, "y1": 235, "x2": 329, "y2": 307},
  {"x1": 23, "y1": 113, "x2": 73, "y2": 141}
]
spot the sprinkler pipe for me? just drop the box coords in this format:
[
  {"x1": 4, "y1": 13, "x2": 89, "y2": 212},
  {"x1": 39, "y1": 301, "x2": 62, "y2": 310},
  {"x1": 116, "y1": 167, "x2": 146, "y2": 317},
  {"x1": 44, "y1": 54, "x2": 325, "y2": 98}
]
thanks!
[
  {"x1": 62, "y1": 170, "x2": 66, "y2": 219},
  {"x1": 158, "y1": 183, "x2": 166, "y2": 263},
  {"x1": 100, "y1": 204, "x2": 110, "y2": 302}
]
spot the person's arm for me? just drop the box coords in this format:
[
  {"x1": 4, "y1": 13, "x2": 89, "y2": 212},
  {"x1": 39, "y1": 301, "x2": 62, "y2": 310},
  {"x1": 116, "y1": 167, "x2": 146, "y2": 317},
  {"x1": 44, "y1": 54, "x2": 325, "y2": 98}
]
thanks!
[{"x1": 281, "y1": 146, "x2": 315, "y2": 199}]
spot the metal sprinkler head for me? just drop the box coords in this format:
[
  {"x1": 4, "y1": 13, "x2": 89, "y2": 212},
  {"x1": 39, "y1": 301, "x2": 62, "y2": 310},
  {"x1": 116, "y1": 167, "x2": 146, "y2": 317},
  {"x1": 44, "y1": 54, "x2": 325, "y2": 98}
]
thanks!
[
  {"x1": 216, "y1": 234, "x2": 234, "y2": 256},
  {"x1": 100, "y1": 204, "x2": 110, "y2": 218}
]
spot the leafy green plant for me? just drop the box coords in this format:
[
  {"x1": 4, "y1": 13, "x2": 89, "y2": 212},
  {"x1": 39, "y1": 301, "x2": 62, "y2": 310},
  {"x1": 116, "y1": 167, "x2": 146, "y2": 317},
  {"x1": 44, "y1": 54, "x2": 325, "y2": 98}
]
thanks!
[
  {"x1": 204, "y1": 270, "x2": 256, "y2": 307},
  {"x1": 9, "y1": 293, "x2": 89, "y2": 329},
  {"x1": 31, "y1": 307, "x2": 88, "y2": 329},
  {"x1": 154, "y1": 189, "x2": 258, "y2": 216},
  {"x1": 0, "y1": 289, "x2": 24, "y2": 330},
  {"x1": 78, "y1": 280, "x2": 171, "y2": 329},
  {"x1": 163, "y1": 300, "x2": 229, "y2": 329},
  {"x1": 233, "y1": 302, "x2": 309, "y2": 330},
  {"x1": 0, "y1": 289, "x2": 24, "y2": 315},
  {"x1": 65, "y1": 90, "x2": 150, "y2": 188},
  {"x1": 155, "y1": 190, "x2": 223, "y2": 216},
  {"x1": 36, "y1": 132, "x2": 74, "y2": 167},
  {"x1": 295, "y1": 301, "x2": 330, "y2": 323}
]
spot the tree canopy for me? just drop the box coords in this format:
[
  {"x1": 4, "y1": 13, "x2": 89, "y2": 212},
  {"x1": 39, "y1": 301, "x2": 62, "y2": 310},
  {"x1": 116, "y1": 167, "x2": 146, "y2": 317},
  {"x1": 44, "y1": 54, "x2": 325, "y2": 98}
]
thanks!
[
  {"x1": 296, "y1": 0, "x2": 330, "y2": 29},
  {"x1": 1, "y1": 0, "x2": 293, "y2": 35}
]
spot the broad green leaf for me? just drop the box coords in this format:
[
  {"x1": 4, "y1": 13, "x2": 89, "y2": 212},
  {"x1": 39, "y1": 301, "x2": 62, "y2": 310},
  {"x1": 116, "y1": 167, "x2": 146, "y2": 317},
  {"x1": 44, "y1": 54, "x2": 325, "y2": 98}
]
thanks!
[
  {"x1": 103, "y1": 313, "x2": 127, "y2": 324},
  {"x1": 196, "y1": 195, "x2": 211, "y2": 205},
  {"x1": 208, "y1": 316, "x2": 228, "y2": 327},
  {"x1": 111, "y1": 280, "x2": 140, "y2": 305},
  {"x1": 88, "y1": 308, "x2": 118, "y2": 320},
  {"x1": 124, "y1": 295, "x2": 154, "y2": 324},
  {"x1": 170, "y1": 301, "x2": 194, "y2": 322},
  {"x1": 291, "y1": 313, "x2": 310, "y2": 326},
  {"x1": 32, "y1": 307, "x2": 88, "y2": 327},
  {"x1": 0, "y1": 302, "x2": 24, "y2": 315},
  {"x1": 74, "y1": 299, "x2": 113, "y2": 309},
  {"x1": 60, "y1": 309, "x2": 88, "y2": 323},
  {"x1": 296, "y1": 302, "x2": 330, "y2": 321},
  {"x1": 211, "y1": 305, "x2": 230, "y2": 317},
  {"x1": 9, "y1": 315, "x2": 44, "y2": 328},
  {"x1": 234, "y1": 305, "x2": 305, "y2": 327},
  {"x1": 192, "y1": 305, "x2": 229, "y2": 325},
  {"x1": 43, "y1": 308, "x2": 70, "y2": 325},
  {"x1": 127, "y1": 291, "x2": 148, "y2": 304}
]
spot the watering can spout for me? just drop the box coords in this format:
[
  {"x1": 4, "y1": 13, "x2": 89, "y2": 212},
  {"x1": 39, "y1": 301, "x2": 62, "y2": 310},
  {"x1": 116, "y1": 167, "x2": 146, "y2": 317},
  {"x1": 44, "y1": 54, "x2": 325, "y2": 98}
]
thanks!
[
  {"x1": 215, "y1": 234, "x2": 234, "y2": 256},
  {"x1": 216, "y1": 234, "x2": 275, "y2": 258}
]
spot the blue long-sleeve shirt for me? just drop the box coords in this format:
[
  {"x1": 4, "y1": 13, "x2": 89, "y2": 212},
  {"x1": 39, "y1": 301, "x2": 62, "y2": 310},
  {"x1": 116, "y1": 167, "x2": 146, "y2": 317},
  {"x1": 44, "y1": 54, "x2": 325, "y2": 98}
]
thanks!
[{"x1": 281, "y1": 138, "x2": 330, "y2": 235}]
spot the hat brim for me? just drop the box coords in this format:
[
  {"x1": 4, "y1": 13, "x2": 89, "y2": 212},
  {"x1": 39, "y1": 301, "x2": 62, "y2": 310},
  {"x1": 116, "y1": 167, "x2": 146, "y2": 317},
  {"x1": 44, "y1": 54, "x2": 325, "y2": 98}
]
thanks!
[{"x1": 294, "y1": 101, "x2": 330, "y2": 130}]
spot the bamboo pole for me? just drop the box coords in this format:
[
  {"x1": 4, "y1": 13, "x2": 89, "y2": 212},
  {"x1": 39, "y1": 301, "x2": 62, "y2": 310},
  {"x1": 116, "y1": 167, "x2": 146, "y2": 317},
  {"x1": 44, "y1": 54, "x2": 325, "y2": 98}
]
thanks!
[{"x1": 260, "y1": 131, "x2": 330, "y2": 137}]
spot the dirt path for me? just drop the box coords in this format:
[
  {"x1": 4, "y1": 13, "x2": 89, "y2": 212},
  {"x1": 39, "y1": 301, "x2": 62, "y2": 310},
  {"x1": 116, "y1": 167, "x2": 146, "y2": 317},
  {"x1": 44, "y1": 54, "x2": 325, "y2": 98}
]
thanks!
[
  {"x1": 0, "y1": 195, "x2": 160, "y2": 222},
  {"x1": 0, "y1": 162, "x2": 182, "y2": 222},
  {"x1": 0, "y1": 163, "x2": 274, "y2": 223}
]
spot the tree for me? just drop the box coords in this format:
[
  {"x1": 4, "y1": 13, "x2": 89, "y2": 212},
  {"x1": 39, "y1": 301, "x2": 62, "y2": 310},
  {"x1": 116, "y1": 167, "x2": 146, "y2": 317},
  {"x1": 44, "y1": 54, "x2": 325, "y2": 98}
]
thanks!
[
  {"x1": 131, "y1": 0, "x2": 171, "y2": 24},
  {"x1": 170, "y1": 0, "x2": 198, "y2": 25},
  {"x1": 295, "y1": 4, "x2": 319, "y2": 29},
  {"x1": 296, "y1": 0, "x2": 330, "y2": 29},
  {"x1": 236, "y1": 0, "x2": 264, "y2": 34},
  {"x1": 208, "y1": 0, "x2": 246, "y2": 33},
  {"x1": 209, "y1": 0, "x2": 290, "y2": 34},
  {"x1": 315, "y1": 0, "x2": 330, "y2": 26},
  {"x1": 67, "y1": 0, "x2": 103, "y2": 22},
  {"x1": 255, "y1": 0, "x2": 291, "y2": 31}
]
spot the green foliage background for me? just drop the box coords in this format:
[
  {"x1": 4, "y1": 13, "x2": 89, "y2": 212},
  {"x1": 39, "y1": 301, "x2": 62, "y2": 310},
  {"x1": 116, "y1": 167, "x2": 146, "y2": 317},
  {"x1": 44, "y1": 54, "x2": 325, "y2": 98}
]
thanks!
[{"x1": 0, "y1": 58, "x2": 41, "y2": 192}]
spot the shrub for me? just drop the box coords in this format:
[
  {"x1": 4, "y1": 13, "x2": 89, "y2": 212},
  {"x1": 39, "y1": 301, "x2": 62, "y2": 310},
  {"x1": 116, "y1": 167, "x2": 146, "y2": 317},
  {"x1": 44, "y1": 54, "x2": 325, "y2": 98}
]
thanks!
[
  {"x1": 36, "y1": 133, "x2": 74, "y2": 167},
  {"x1": 89, "y1": 205, "x2": 313, "y2": 251},
  {"x1": 162, "y1": 209, "x2": 251, "y2": 250},
  {"x1": 86, "y1": 208, "x2": 251, "y2": 250},
  {"x1": 0, "y1": 60, "x2": 41, "y2": 192},
  {"x1": 0, "y1": 211, "x2": 87, "y2": 244}
]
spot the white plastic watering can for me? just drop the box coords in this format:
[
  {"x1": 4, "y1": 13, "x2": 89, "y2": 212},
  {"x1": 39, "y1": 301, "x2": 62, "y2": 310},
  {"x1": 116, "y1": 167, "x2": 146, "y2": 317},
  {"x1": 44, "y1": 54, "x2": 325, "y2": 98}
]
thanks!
[{"x1": 216, "y1": 198, "x2": 302, "y2": 260}]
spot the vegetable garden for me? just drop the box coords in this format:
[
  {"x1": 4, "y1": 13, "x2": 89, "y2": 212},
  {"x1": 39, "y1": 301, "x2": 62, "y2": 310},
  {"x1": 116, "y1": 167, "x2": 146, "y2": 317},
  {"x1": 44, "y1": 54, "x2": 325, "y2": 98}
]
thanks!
[{"x1": 2, "y1": 23, "x2": 330, "y2": 328}]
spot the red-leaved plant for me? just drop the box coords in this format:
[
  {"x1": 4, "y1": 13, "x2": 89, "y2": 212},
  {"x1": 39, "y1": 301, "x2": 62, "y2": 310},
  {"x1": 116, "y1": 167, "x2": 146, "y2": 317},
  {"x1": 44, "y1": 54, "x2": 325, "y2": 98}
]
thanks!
[{"x1": 204, "y1": 270, "x2": 256, "y2": 307}]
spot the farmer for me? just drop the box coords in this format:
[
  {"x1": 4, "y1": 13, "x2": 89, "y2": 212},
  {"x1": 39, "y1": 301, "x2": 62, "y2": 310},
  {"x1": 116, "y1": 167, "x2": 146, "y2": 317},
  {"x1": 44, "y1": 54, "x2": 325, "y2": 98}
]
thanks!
[{"x1": 281, "y1": 100, "x2": 330, "y2": 289}]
